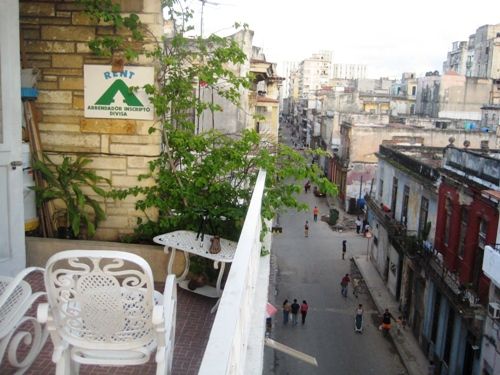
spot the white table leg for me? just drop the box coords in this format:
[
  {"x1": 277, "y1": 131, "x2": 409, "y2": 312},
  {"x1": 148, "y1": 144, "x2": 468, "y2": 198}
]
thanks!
[
  {"x1": 215, "y1": 262, "x2": 225, "y2": 296},
  {"x1": 166, "y1": 247, "x2": 189, "y2": 282}
]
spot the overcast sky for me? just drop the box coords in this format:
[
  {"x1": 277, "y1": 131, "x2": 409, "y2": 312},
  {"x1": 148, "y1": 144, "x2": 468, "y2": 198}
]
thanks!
[{"x1": 184, "y1": 0, "x2": 500, "y2": 79}]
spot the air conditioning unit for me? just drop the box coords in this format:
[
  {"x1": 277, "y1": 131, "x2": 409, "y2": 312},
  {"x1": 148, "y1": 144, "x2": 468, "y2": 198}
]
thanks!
[{"x1": 488, "y1": 302, "x2": 500, "y2": 319}]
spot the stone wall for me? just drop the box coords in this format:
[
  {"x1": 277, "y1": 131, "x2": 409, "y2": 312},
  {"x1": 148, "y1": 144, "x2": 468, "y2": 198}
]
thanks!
[{"x1": 20, "y1": 0, "x2": 163, "y2": 240}]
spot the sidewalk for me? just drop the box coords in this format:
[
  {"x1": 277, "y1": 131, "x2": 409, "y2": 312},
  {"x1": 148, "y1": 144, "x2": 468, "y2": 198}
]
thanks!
[{"x1": 353, "y1": 256, "x2": 428, "y2": 375}]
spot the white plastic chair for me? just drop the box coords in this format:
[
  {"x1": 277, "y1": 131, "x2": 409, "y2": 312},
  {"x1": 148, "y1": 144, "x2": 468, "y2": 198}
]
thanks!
[
  {"x1": 0, "y1": 267, "x2": 48, "y2": 374},
  {"x1": 37, "y1": 250, "x2": 176, "y2": 375}
]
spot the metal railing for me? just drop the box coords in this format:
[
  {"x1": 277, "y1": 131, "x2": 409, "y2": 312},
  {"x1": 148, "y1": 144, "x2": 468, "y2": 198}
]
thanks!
[{"x1": 199, "y1": 170, "x2": 267, "y2": 375}]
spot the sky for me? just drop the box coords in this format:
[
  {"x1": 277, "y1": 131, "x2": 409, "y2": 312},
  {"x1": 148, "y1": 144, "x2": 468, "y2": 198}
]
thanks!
[{"x1": 182, "y1": 0, "x2": 500, "y2": 79}]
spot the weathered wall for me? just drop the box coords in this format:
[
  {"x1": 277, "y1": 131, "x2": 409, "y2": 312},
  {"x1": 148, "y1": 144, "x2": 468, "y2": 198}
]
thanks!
[{"x1": 20, "y1": 0, "x2": 163, "y2": 240}]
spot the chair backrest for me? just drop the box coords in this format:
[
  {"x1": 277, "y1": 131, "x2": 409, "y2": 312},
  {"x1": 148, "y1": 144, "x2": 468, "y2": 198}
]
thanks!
[{"x1": 45, "y1": 250, "x2": 157, "y2": 350}]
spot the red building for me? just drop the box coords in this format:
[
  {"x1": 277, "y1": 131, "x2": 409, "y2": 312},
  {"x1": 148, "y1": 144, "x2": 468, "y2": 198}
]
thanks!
[{"x1": 434, "y1": 146, "x2": 500, "y2": 302}]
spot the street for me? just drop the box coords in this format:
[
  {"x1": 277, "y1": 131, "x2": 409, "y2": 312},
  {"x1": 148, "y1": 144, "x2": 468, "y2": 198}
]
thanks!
[{"x1": 264, "y1": 124, "x2": 406, "y2": 375}]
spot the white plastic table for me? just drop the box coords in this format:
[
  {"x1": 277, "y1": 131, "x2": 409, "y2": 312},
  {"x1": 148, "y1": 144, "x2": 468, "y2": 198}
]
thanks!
[{"x1": 153, "y1": 231, "x2": 237, "y2": 300}]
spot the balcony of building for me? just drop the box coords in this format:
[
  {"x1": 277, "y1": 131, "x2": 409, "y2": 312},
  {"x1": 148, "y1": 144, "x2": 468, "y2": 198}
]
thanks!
[
  {"x1": 1, "y1": 171, "x2": 270, "y2": 375},
  {"x1": 366, "y1": 194, "x2": 484, "y2": 320}
]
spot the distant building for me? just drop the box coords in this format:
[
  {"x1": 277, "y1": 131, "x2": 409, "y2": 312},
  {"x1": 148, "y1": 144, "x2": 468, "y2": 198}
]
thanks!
[
  {"x1": 467, "y1": 24, "x2": 500, "y2": 79},
  {"x1": 297, "y1": 51, "x2": 332, "y2": 100},
  {"x1": 415, "y1": 72, "x2": 492, "y2": 121},
  {"x1": 443, "y1": 41, "x2": 469, "y2": 75},
  {"x1": 390, "y1": 73, "x2": 417, "y2": 116},
  {"x1": 332, "y1": 64, "x2": 367, "y2": 80}
]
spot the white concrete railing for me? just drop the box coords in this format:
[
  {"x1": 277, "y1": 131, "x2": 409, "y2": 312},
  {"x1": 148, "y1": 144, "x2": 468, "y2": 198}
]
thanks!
[{"x1": 199, "y1": 170, "x2": 268, "y2": 375}]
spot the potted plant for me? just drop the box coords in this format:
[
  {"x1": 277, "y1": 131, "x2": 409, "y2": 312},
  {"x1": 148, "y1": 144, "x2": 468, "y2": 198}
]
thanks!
[{"x1": 31, "y1": 153, "x2": 111, "y2": 238}]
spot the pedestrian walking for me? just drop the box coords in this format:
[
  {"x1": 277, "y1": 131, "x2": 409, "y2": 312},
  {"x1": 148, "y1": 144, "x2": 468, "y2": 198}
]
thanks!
[
  {"x1": 300, "y1": 300, "x2": 309, "y2": 324},
  {"x1": 379, "y1": 308, "x2": 395, "y2": 336},
  {"x1": 291, "y1": 299, "x2": 300, "y2": 325},
  {"x1": 355, "y1": 216, "x2": 362, "y2": 234},
  {"x1": 352, "y1": 277, "x2": 360, "y2": 298},
  {"x1": 341, "y1": 273, "x2": 350, "y2": 297},
  {"x1": 342, "y1": 240, "x2": 347, "y2": 259},
  {"x1": 282, "y1": 299, "x2": 291, "y2": 325},
  {"x1": 313, "y1": 206, "x2": 319, "y2": 222},
  {"x1": 304, "y1": 220, "x2": 309, "y2": 237},
  {"x1": 304, "y1": 180, "x2": 311, "y2": 193},
  {"x1": 355, "y1": 304, "x2": 363, "y2": 333}
]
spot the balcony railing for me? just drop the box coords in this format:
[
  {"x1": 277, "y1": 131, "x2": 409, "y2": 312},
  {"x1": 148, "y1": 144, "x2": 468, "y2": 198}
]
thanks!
[{"x1": 199, "y1": 170, "x2": 269, "y2": 375}]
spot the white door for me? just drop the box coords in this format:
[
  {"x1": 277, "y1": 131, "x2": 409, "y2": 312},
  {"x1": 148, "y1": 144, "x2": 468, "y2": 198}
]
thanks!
[{"x1": 0, "y1": 0, "x2": 26, "y2": 276}]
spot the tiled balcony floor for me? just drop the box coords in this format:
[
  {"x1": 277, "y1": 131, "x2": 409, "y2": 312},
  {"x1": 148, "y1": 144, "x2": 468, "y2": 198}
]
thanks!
[{"x1": 1, "y1": 272, "x2": 215, "y2": 375}]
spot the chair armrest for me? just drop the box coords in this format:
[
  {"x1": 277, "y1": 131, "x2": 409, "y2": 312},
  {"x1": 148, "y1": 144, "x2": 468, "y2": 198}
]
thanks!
[
  {"x1": 152, "y1": 305, "x2": 164, "y2": 326},
  {"x1": 37, "y1": 303, "x2": 49, "y2": 324}
]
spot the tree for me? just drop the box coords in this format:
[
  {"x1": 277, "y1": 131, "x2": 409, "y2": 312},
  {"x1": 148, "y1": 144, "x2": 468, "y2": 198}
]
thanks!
[{"x1": 81, "y1": 0, "x2": 337, "y2": 242}]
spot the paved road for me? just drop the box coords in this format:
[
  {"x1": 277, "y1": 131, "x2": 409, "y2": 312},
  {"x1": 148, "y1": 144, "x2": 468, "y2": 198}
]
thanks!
[{"x1": 264, "y1": 125, "x2": 406, "y2": 375}]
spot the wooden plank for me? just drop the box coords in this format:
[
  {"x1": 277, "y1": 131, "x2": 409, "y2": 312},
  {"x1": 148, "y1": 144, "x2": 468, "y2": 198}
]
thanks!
[
  {"x1": 265, "y1": 338, "x2": 318, "y2": 367},
  {"x1": 24, "y1": 101, "x2": 55, "y2": 237}
]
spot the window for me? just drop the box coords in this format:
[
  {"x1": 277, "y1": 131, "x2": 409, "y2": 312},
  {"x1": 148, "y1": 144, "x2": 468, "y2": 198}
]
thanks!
[
  {"x1": 444, "y1": 198, "x2": 452, "y2": 246},
  {"x1": 411, "y1": 86, "x2": 416, "y2": 96},
  {"x1": 401, "y1": 185, "x2": 410, "y2": 226},
  {"x1": 458, "y1": 207, "x2": 468, "y2": 258},
  {"x1": 418, "y1": 197, "x2": 429, "y2": 238},
  {"x1": 379, "y1": 178, "x2": 384, "y2": 197},
  {"x1": 390, "y1": 177, "x2": 398, "y2": 218}
]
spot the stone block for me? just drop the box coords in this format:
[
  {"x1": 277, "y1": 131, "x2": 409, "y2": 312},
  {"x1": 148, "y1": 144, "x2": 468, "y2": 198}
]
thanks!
[
  {"x1": 52, "y1": 54, "x2": 83, "y2": 68},
  {"x1": 20, "y1": 3, "x2": 55, "y2": 17},
  {"x1": 135, "y1": 121, "x2": 159, "y2": 135},
  {"x1": 71, "y1": 13, "x2": 94, "y2": 26},
  {"x1": 80, "y1": 119, "x2": 137, "y2": 134},
  {"x1": 43, "y1": 115, "x2": 80, "y2": 124},
  {"x1": 38, "y1": 90, "x2": 73, "y2": 104},
  {"x1": 127, "y1": 168, "x2": 150, "y2": 176},
  {"x1": 137, "y1": 13, "x2": 160, "y2": 25},
  {"x1": 96, "y1": 170, "x2": 111, "y2": 180},
  {"x1": 127, "y1": 156, "x2": 156, "y2": 169},
  {"x1": 110, "y1": 135, "x2": 159, "y2": 144},
  {"x1": 73, "y1": 95, "x2": 84, "y2": 109},
  {"x1": 107, "y1": 207, "x2": 130, "y2": 216},
  {"x1": 41, "y1": 132, "x2": 101, "y2": 151},
  {"x1": 43, "y1": 68, "x2": 82, "y2": 76},
  {"x1": 43, "y1": 108, "x2": 83, "y2": 117},
  {"x1": 42, "y1": 26, "x2": 95, "y2": 42},
  {"x1": 99, "y1": 215, "x2": 130, "y2": 229},
  {"x1": 59, "y1": 77, "x2": 84, "y2": 90},
  {"x1": 56, "y1": 11, "x2": 71, "y2": 18},
  {"x1": 112, "y1": 175, "x2": 155, "y2": 188},
  {"x1": 110, "y1": 144, "x2": 160, "y2": 156},
  {"x1": 87, "y1": 156, "x2": 127, "y2": 170},
  {"x1": 30, "y1": 60, "x2": 52, "y2": 69},
  {"x1": 143, "y1": 0, "x2": 161, "y2": 13},
  {"x1": 22, "y1": 29, "x2": 40, "y2": 40},
  {"x1": 39, "y1": 17, "x2": 71, "y2": 26},
  {"x1": 43, "y1": 75, "x2": 58, "y2": 82},
  {"x1": 38, "y1": 123, "x2": 81, "y2": 133},
  {"x1": 101, "y1": 135, "x2": 110, "y2": 153},
  {"x1": 25, "y1": 41, "x2": 75, "y2": 54},
  {"x1": 37, "y1": 81, "x2": 59, "y2": 90},
  {"x1": 119, "y1": 0, "x2": 144, "y2": 13},
  {"x1": 76, "y1": 43, "x2": 92, "y2": 54}
]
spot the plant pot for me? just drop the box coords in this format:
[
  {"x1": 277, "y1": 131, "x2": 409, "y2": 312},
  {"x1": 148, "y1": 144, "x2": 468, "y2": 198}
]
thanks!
[
  {"x1": 188, "y1": 274, "x2": 207, "y2": 290},
  {"x1": 57, "y1": 226, "x2": 75, "y2": 239},
  {"x1": 209, "y1": 235, "x2": 221, "y2": 254}
]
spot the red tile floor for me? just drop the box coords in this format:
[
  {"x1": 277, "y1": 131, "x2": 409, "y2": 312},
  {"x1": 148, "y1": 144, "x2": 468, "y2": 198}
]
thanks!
[{"x1": 1, "y1": 272, "x2": 215, "y2": 375}]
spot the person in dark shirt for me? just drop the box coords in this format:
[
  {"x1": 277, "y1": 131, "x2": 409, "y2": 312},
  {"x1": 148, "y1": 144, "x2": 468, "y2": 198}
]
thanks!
[{"x1": 291, "y1": 299, "x2": 300, "y2": 325}]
